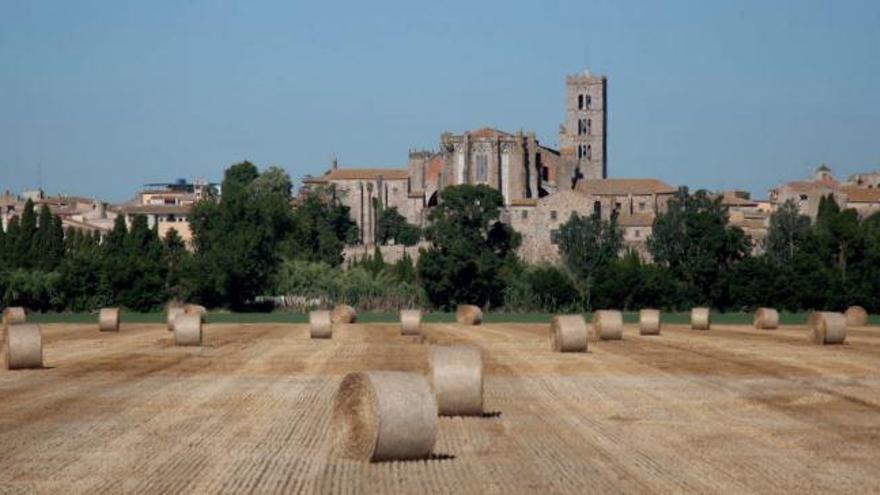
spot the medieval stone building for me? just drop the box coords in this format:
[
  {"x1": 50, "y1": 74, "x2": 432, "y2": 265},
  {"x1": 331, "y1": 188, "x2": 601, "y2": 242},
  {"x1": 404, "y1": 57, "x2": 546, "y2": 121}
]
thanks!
[{"x1": 302, "y1": 71, "x2": 649, "y2": 264}]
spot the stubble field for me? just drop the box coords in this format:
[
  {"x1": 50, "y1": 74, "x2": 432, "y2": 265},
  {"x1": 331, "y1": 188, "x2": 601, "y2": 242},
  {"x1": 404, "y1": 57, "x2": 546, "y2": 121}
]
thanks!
[{"x1": 1, "y1": 321, "x2": 879, "y2": 493}]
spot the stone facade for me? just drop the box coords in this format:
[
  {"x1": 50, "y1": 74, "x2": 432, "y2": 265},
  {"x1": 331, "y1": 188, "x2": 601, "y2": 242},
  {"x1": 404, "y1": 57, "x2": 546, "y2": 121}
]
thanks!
[{"x1": 508, "y1": 179, "x2": 676, "y2": 263}]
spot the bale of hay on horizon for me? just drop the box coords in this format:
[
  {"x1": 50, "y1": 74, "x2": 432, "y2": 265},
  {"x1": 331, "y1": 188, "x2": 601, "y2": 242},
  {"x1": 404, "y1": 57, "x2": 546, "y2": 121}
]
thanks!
[
  {"x1": 845, "y1": 306, "x2": 868, "y2": 326},
  {"x1": 455, "y1": 305, "x2": 483, "y2": 325},
  {"x1": 754, "y1": 308, "x2": 779, "y2": 330},
  {"x1": 310, "y1": 310, "x2": 332, "y2": 339},
  {"x1": 691, "y1": 307, "x2": 711, "y2": 330},
  {"x1": 331, "y1": 305, "x2": 357, "y2": 324},
  {"x1": 3, "y1": 307, "x2": 27, "y2": 328},
  {"x1": 400, "y1": 309, "x2": 422, "y2": 336},
  {"x1": 550, "y1": 314, "x2": 588, "y2": 352},
  {"x1": 6, "y1": 324, "x2": 43, "y2": 369},
  {"x1": 98, "y1": 308, "x2": 120, "y2": 332},
  {"x1": 810, "y1": 311, "x2": 846, "y2": 345},
  {"x1": 331, "y1": 371, "x2": 437, "y2": 462},
  {"x1": 173, "y1": 314, "x2": 202, "y2": 346},
  {"x1": 593, "y1": 310, "x2": 623, "y2": 340},
  {"x1": 639, "y1": 309, "x2": 661, "y2": 336}
]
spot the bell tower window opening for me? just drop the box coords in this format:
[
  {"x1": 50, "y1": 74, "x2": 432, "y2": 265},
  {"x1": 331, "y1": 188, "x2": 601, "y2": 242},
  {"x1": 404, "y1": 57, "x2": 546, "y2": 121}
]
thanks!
[{"x1": 578, "y1": 94, "x2": 584, "y2": 110}]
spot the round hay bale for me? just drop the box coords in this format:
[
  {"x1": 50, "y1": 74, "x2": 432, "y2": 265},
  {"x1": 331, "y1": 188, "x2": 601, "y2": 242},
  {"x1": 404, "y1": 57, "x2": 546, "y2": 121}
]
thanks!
[
  {"x1": 3, "y1": 307, "x2": 26, "y2": 328},
  {"x1": 166, "y1": 304, "x2": 186, "y2": 332},
  {"x1": 173, "y1": 314, "x2": 202, "y2": 346},
  {"x1": 6, "y1": 324, "x2": 42, "y2": 369},
  {"x1": 98, "y1": 308, "x2": 120, "y2": 332},
  {"x1": 429, "y1": 345, "x2": 483, "y2": 416},
  {"x1": 331, "y1": 371, "x2": 437, "y2": 462},
  {"x1": 455, "y1": 305, "x2": 483, "y2": 325},
  {"x1": 550, "y1": 314, "x2": 588, "y2": 352},
  {"x1": 400, "y1": 309, "x2": 422, "y2": 336},
  {"x1": 331, "y1": 304, "x2": 357, "y2": 324},
  {"x1": 310, "y1": 310, "x2": 332, "y2": 339},
  {"x1": 593, "y1": 310, "x2": 623, "y2": 340},
  {"x1": 844, "y1": 305, "x2": 868, "y2": 326},
  {"x1": 753, "y1": 307, "x2": 779, "y2": 330},
  {"x1": 184, "y1": 304, "x2": 208, "y2": 323},
  {"x1": 810, "y1": 311, "x2": 847, "y2": 345},
  {"x1": 639, "y1": 309, "x2": 661, "y2": 336},
  {"x1": 691, "y1": 307, "x2": 711, "y2": 330}
]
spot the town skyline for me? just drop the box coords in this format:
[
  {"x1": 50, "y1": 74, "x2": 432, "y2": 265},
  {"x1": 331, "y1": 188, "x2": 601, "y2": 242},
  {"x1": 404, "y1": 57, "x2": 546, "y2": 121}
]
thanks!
[{"x1": 3, "y1": 1, "x2": 879, "y2": 202}]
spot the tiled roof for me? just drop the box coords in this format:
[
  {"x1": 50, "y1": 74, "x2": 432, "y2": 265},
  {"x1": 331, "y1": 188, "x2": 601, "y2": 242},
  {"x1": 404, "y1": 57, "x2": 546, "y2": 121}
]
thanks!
[
  {"x1": 314, "y1": 168, "x2": 409, "y2": 181},
  {"x1": 841, "y1": 186, "x2": 880, "y2": 203},
  {"x1": 719, "y1": 191, "x2": 757, "y2": 206},
  {"x1": 576, "y1": 179, "x2": 676, "y2": 196}
]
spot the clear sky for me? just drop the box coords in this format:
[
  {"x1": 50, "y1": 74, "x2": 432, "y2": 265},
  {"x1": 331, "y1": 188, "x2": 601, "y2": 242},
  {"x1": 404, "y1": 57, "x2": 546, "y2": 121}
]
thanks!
[{"x1": 1, "y1": 0, "x2": 878, "y2": 202}]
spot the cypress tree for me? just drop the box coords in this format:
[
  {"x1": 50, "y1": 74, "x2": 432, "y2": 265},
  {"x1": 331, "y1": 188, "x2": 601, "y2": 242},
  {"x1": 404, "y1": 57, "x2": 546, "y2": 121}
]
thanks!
[
  {"x1": 16, "y1": 199, "x2": 37, "y2": 269},
  {"x1": 5, "y1": 216, "x2": 21, "y2": 268}
]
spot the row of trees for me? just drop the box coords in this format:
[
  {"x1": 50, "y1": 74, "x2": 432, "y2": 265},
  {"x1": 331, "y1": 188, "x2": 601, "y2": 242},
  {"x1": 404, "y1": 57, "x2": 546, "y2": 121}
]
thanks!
[{"x1": 2, "y1": 161, "x2": 878, "y2": 313}]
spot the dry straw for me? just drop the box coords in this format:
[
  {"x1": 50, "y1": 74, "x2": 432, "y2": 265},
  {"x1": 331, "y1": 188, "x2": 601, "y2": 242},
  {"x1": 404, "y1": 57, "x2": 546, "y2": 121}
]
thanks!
[
  {"x1": 166, "y1": 302, "x2": 186, "y2": 332},
  {"x1": 184, "y1": 304, "x2": 208, "y2": 323},
  {"x1": 3, "y1": 307, "x2": 26, "y2": 328},
  {"x1": 753, "y1": 307, "x2": 779, "y2": 330},
  {"x1": 429, "y1": 345, "x2": 483, "y2": 416},
  {"x1": 400, "y1": 309, "x2": 422, "y2": 336},
  {"x1": 691, "y1": 307, "x2": 711, "y2": 330},
  {"x1": 173, "y1": 314, "x2": 202, "y2": 346},
  {"x1": 844, "y1": 306, "x2": 868, "y2": 326},
  {"x1": 98, "y1": 308, "x2": 120, "y2": 332},
  {"x1": 593, "y1": 310, "x2": 624, "y2": 340},
  {"x1": 810, "y1": 311, "x2": 847, "y2": 345},
  {"x1": 6, "y1": 324, "x2": 42, "y2": 369},
  {"x1": 310, "y1": 310, "x2": 333, "y2": 339},
  {"x1": 332, "y1": 371, "x2": 437, "y2": 462},
  {"x1": 550, "y1": 314, "x2": 588, "y2": 352},
  {"x1": 455, "y1": 305, "x2": 483, "y2": 325},
  {"x1": 639, "y1": 309, "x2": 661, "y2": 336},
  {"x1": 331, "y1": 304, "x2": 357, "y2": 324}
]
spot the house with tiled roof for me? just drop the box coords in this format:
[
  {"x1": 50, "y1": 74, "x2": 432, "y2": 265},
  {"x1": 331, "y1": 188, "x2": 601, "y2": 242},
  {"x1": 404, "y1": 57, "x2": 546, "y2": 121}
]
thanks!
[{"x1": 769, "y1": 165, "x2": 880, "y2": 220}]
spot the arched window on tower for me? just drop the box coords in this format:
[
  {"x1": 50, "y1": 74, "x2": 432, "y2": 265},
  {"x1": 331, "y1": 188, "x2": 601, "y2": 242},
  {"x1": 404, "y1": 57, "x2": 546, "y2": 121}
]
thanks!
[
  {"x1": 586, "y1": 119, "x2": 592, "y2": 135},
  {"x1": 585, "y1": 94, "x2": 592, "y2": 109},
  {"x1": 586, "y1": 145, "x2": 592, "y2": 160},
  {"x1": 578, "y1": 94, "x2": 584, "y2": 110}
]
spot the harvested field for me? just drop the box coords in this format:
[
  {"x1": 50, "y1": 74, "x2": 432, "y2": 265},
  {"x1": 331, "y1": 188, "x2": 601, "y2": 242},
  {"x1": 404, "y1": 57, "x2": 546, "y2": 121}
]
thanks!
[{"x1": 1, "y1": 322, "x2": 879, "y2": 493}]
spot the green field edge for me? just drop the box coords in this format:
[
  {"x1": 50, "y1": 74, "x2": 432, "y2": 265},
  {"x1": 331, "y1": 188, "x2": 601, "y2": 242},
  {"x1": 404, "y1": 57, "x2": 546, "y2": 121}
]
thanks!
[{"x1": 23, "y1": 311, "x2": 880, "y2": 326}]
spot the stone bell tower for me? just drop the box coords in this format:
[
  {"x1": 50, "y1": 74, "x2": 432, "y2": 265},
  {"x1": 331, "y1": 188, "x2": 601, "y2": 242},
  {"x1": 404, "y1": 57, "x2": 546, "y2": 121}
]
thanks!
[{"x1": 559, "y1": 71, "x2": 607, "y2": 185}]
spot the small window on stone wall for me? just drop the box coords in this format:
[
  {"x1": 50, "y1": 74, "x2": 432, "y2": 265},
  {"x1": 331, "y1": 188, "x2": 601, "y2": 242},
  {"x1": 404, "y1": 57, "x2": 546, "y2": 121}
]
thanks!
[
  {"x1": 550, "y1": 210, "x2": 558, "y2": 221},
  {"x1": 521, "y1": 210, "x2": 528, "y2": 220},
  {"x1": 634, "y1": 229, "x2": 640, "y2": 238},
  {"x1": 475, "y1": 155, "x2": 488, "y2": 182},
  {"x1": 550, "y1": 229, "x2": 560, "y2": 245},
  {"x1": 639, "y1": 201, "x2": 646, "y2": 211}
]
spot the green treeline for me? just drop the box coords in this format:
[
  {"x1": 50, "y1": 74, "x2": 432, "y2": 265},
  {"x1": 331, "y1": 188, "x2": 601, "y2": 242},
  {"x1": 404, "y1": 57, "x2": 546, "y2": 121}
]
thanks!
[{"x1": 2, "y1": 162, "x2": 878, "y2": 313}]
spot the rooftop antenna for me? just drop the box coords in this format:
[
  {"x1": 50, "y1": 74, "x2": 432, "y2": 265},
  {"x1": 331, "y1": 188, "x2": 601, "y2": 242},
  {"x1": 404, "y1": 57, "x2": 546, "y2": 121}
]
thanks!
[{"x1": 37, "y1": 163, "x2": 42, "y2": 191}]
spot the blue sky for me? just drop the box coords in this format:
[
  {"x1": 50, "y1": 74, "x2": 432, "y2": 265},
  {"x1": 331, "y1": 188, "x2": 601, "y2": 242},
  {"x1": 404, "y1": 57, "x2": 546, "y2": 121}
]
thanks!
[{"x1": 1, "y1": 0, "x2": 878, "y2": 201}]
